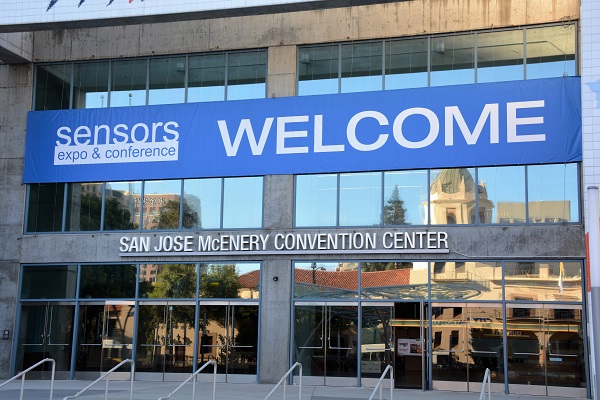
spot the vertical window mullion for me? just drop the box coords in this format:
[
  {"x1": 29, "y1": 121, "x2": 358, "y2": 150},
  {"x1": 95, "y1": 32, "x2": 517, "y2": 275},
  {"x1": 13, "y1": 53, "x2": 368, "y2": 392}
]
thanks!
[
  {"x1": 68, "y1": 63, "x2": 74, "y2": 109},
  {"x1": 523, "y1": 28, "x2": 527, "y2": 80},
  {"x1": 337, "y1": 44, "x2": 342, "y2": 94},
  {"x1": 381, "y1": 40, "x2": 386, "y2": 90},
  {"x1": 427, "y1": 37, "x2": 431, "y2": 87},
  {"x1": 220, "y1": 178, "x2": 225, "y2": 228},
  {"x1": 145, "y1": 58, "x2": 150, "y2": 105},
  {"x1": 61, "y1": 183, "x2": 68, "y2": 232},
  {"x1": 336, "y1": 174, "x2": 341, "y2": 226},
  {"x1": 184, "y1": 55, "x2": 189, "y2": 103},
  {"x1": 224, "y1": 53, "x2": 229, "y2": 100},
  {"x1": 179, "y1": 180, "x2": 184, "y2": 229},
  {"x1": 474, "y1": 32, "x2": 478, "y2": 83},
  {"x1": 524, "y1": 165, "x2": 529, "y2": 224}
]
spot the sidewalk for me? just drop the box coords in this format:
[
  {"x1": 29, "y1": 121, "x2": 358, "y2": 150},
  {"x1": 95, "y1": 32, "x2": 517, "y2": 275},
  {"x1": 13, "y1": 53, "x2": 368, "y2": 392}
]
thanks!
[{"x1": 0, "y1": 381, "x2": 580, "y2": 400}]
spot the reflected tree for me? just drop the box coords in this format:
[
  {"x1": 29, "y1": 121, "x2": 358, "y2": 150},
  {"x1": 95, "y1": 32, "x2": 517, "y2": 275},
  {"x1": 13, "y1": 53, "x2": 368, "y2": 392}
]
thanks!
[
  {"x1": 153, "y1": 199, "x2": 199, "y2": 229},
  {"x1": 383, "y1": 185, "x2": 407, "y2": 225}
]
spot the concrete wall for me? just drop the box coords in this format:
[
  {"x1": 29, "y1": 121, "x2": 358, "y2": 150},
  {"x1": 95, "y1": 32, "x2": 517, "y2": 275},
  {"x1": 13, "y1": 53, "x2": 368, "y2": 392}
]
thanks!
[
  {"x1": 30, "y1": 0, "x2": 579, "y2": 63},
  {"x1": 0, "y1": 63, "x2": 31, "y2": 378}
]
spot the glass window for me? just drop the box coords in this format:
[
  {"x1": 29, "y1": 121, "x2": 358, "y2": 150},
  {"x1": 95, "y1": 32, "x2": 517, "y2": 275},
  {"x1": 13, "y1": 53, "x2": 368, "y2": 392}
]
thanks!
[
  {"x1": 149, "y1": 57, "x2": 186, "y2": 105},
  {"x1": 21, "y1": 265, "x2": 77, "y2": 299},
  {"x1": 360, "y1": 261, "x2": 428, "y2": 300},
  {"x1": 526, "y1": 25, "x2": 576, "y2": 79},
  {"x1": 26, "y1": 183, "x2": 65, "y2": 233},
  {"x1": 65, "y1": 183, "x2": 103, "y2": 231},
  {"x1": 430, "y1": 261, "x2": 502, "y2": 300},
  {"x1": 383, "y1": 170, "x2": 428, "y2": 225},
  {"x1": 298, "y1": 45, "x2": 339, "y2": 95},
  {"x1": 340, "y1": 42, "x2": 383, "y2": 93},
  {"x1": 34, "y1": 64, "x2": 71, "y2": 111},
  {"x1": 139, "y1": 263, "x2": 197, "y2": 298},
  {"x1": 200, "y1": 263, "x2": 260, "y2": 299},
  {"x1": 226, "y1": 50, "x2": 267, "y2": 100},
  {"x1": 183, "y1": 178, "x2": 221, "y2": 229},
  {"x1": 385, "y1": 38, "x2": 428, "y2": 90},
  {"x1": 141, "y1": 180, "x2": 182, "y2": 230},
  {"x1": 477, "y1": 30, "x2": 524, "y2": 82},
  {"x1": 79, "y1": 264, "x2": 137, "y2": 298},
  {"x1": 527, "y1": 164, "x2": 579, "y2": 223},
  {"x1": 505, "y1": 261, "x2": 582, "y2": 302},
  {"x1": 294, "y1": 262, "x2": 358, "y2": 299},
  {"x1": 477, "y1": 166, "x2": 526, "y2": 224},
  {"x1": 222, "y1": 177, "x2": 263, "y2": 229},
  {"x1": 188, "y1": 53, "x2": 226, "y2": 103},
  {"x1": 295, "y1": 174, "x2": 338, "y2": 227},
  {"x1": 430, "y1": 34, "x2": 475, "y2": 86},
  {"x1": 110, "y1": 59, "x2": 147, "y2": 107},
  {"x1": 339, "y1": 172, "x2": 381, "y2": 226},
  {"x1": 104, "y1": 181, "x2": 141, "y2": 230},
  {"x1": 428, "y1": 168, "x2": 476, "y2": 225},
  {"x1": 73, "y1": 62, "x2": 109, "y2": 109}
]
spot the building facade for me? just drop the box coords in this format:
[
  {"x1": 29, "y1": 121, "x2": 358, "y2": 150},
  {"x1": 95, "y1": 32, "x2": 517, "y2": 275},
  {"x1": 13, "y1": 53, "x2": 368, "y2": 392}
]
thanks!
[{"x1": 1, "y1": 0, "x2": 598, "y2": 398}]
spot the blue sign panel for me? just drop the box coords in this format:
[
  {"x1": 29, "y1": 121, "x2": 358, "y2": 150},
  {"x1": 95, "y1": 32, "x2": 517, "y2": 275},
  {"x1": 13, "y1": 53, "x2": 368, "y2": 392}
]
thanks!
[{"x1": 23, "y1": 77, "x2": 582, "y2": 183}]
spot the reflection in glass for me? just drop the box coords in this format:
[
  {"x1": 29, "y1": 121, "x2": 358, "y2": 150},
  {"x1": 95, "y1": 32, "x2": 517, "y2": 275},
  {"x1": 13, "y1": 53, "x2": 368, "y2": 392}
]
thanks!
[
  {"x1": 468, "y1": 305, "x2": 504, "y2": 384},
  {"x1": 188, "y1": 53, "x2": 226, "y2": 103},
  {"x1": 294, "y1": 262, "x2": 358, "y2": 299},
  {"x1": 104, "y1": 181, "x2": 141, "y2": 230},
  {"x1": 183, "y1": 178, "x2": 222, "y2": 229},
  {"x1": 545, "y1": 306, "x2": 585, "y2": 388},
  {"x1": 76, "y1": 303, "x2": 135, "y2": 373},
  {"x1": 360, "y1": 262, "x2": 428, "y2": 300},
  {"x1": 298, "y1": 45, "x2": 339, "y2": 95},
  {"x1": 339, "y1": 172, "x2": 381, "y2": 226},
  {"x1": 430, "y1": 261, "x2": 502, "y2": 300},
  {"x1": 141, "y1": 180, "x2": 183, "y2": 230},
  {"x1": 222, "y1": 177, "x2": 263, "y2": 229},
  {"x1": 26, "y1": 183, "x2": 66, "y2": 233},
  {"x1": 506, "y1": 305, "x2": 545, "y2": 386},
  {"x1": 478, "y1": 166, "x2": 525, "y2": 224},
  {"x1": 361, "y1": 305, "x2": 393, "y2": 378},
  {"x1": 341, "y1": 42, "x2": 383, "y2": 93},
  {"x1": 21, "y1": 265, "x2": 77, "y2": 299},
  {"x1": 527, "y1": 164, "x2": 579, "y2": 223},
  {"x1": 110, "y1": 59, "x2": 147, "y2": 107},
  {"x1": 136, "y1": 304, "x2": 195, "y2": 373},
  {"x1": 431, "y1": 34, "x2": 475, "y2": 86},
  {"x1": 34, "y1": 64, "x2": 71, "y2": 111},
  {"x1": 428, "y1": 168, "x2": 476, "y2": 225},
  {"x1": 385, "y1": 38, "x2": 428, "y2": 90},
  {"x1": 383, "y1": 170, "x2": 428, "y2": 225},
  {"x1": 294, "y1": 305, "x2": 358, "y2": 379},
  {"x1": 149, "y1": 57, "x2": 186, "y2": 105},
  {"x1": 139, "y1": 264, "x2": 197, "y2": 298},
  {"x1": 73, "y1": 62, "x2": 109, "y2": 109},
  {"x1": 200, "y1": 263, "x2": 260, "y2": 299},
  {"x1": 79, "y1": 264, "x2": 137, "y2": 298},
  {"x1": 295, "y1": 174, "x2": 337, "y2": 227},
  {"x1": 431, "y1": 304, "x2": 467, "y2": 387},
  {"x1": 16, "y1": 304, "x2": 74, "y2": 375},
  {"x1": 66, "y1": 183, "x2": 103, "y2": 231},
  {"x1": 477, "y1": 30, "x2": 524, "y2": 83},
  {"x1": 504, "y1": 261, "x2": 582, "y2": 302},
  {"x1": 226, "y1": 50, "x2": 267, "y2": 100},
  {"x1": 526, "y1": 25, "x2": 576, "y2": 79}
]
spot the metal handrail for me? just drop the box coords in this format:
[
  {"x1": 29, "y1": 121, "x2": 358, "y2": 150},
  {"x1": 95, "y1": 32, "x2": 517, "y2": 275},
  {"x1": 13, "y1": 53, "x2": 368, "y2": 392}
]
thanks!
[
  {"x1": 157, "y1": 360, "x2": 217, "y2": 400},
  {"x1": 479, "y1": 368, "x2": 491, "y2": 400},
  {"x1": 265, "y1": 362, "x2": 302, "y2": 400},
  {"x1": 0, "y1": 358, "x2": 55, "y2": 400},
  {"x1": 368, "y1": 365, "x2": 393, "y2": 400},
  {"x1": 63, "y1": 358, "x2": 135, "y2": 400}
]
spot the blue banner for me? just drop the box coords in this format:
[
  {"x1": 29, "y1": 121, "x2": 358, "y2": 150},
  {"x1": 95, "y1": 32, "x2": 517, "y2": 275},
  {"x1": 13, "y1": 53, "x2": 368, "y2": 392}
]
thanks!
[{"x1": 23, "y1": 77, "x2": 582, "y2": 183}]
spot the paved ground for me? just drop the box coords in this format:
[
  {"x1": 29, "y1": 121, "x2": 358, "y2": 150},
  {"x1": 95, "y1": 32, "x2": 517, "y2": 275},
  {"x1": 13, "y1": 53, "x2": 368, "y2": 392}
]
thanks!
[{"x1": 0, "y1": 380, "x2": 582, "y2": 400}]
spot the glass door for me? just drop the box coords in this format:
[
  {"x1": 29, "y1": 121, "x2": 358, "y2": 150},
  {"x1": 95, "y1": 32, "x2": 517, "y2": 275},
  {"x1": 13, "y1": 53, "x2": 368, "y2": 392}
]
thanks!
[
  {"x1": 360, "y1": 303, "x2": 394, "y2": 387},
  {"x1": 294, "y1": 302, "x2": 358, "y2": 386},
  {"x1": 136, "y1": 302, "x2": 195, "y2": 381},
  {"x1": 393, "y1": 301, "x2": 426, "y2": 389},
  {"x1": 77, "y1": 302, "x2": 135, "y2": 379},
  {"x1": 198, "y1": 301, "x2": 259, "y2": 383},
  {"x1": 431, "y1": 303, "x2": 468, "y2": 391},
  {"x1": 16, "y1": 303, "x2": 74, "y2": 379}
]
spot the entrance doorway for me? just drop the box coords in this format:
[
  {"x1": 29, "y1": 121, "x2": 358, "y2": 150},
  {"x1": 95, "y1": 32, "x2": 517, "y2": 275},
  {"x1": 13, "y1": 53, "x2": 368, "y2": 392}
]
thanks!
[
  {"x1": 16, "y1": 303, "x2": 74, "y2": 379},
  {"x1": 393, "y1": 302, "x2": 427, "y2": 389},
  {"x1": 75, "y1": 301, "x2": 135, "y2": 379},
  {"x1": 197, "y1": 301, "x2": 259, "y2": 383},
  {"x1": 136, "y1": 302, "x2": 195, "y2": 381},
  {"x1": 294, "y1": 303, "x2": 358, "y2": 386}
]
